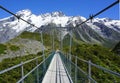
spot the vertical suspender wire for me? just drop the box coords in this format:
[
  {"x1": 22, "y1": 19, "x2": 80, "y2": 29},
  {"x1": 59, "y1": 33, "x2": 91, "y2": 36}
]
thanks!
[
  {"x1": 50, "y1": 29, "x2": 53, "y2": 52},
  {"x1": 60, "y1": 30, "x2": 61, "y2": 51},
  {"x1": 60, "y1": 30, "x2": 63, "y2": 51},
  {"x1": 69, "y1": 30, "x2": 72, "y2": 76},
  {"x1": 52, "y1": 28, "x2": 55, "y2": 52},
  {"x1": 59, "y1": 29, "x2": 61, "y2": 50},
  {"x1": 88, "y1": 16, "x2": 93, "y2": 83},
  {"x1": 62, "y1": 30, "x2": 63, "y2": 52},
  {"x1": 75, "y1": 56, "x2": 77, "y2": 83},
  {"x1": 69, "y1": 31, "x2": 72, "y2": 60},
  {"x1": 17, "y1": 18, "x2": 24, "y2": 83},
  {"x1": 40, "y1": 31, "x2": 46, "y2": 76}
]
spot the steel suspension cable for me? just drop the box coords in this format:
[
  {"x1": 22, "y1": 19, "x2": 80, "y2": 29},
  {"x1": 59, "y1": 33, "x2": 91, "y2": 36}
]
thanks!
[
  {"x1": 76, "y1": 0, "x2": 119, "y2": 27},
  {"x1": 0, "y1": 5, "x2": 39, "y2": 28}
]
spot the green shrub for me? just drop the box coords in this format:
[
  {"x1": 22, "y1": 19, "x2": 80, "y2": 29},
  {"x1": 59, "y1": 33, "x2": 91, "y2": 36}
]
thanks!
[
  {"x1": 9, "y1": 45, "x2": 20, "y2": 51},
  {"x1": 0, "y1": 52, "x2": 43, "y2": 83},
  {"x1": 0, "y1": 44, "x2": 7, "y2": 54},
  {"x1": 71, "y1": 43, "x2": 120, "y2": 82},
  {"x1": 19, "y1": 31, "x2": 40, "y2": 41}
]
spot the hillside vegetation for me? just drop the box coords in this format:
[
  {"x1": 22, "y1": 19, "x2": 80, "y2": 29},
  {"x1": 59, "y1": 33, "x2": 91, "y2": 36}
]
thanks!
[
  {"x1": 63, "y1": 35, "x2": 120, "y2": 82},
  {"x1": 0, "y1": 31, "x2": 119, "y2": 82},
  {"x1": 0, "y1": 52, "x2": 43, "y2": 83},
  {"x1": 0, "y1": 44, "x2": 7, "y2": 55},
  {"x1": 112, "y1": 41, "x2": 120, "y2": 55},
  {"x1": 0, "y1": 31, "x2": 59, "y2": 61},
  {"x1": 0, "y1": 31, "x2": 54, "y2": 82}
]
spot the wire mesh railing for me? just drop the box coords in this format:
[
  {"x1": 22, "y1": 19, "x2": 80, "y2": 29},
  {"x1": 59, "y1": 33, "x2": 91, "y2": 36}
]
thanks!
[
  {"x1": 0, "y1": 51, "x2": 55, "y2": 83},
  {"x1": 59, "y1": 52, "x2": 97, "y2": 83},
  {"x1": 75, "y1": 55, "x2": 120, "y2": 82},
  {"x1": 17, "y1": 52, "x2": 55, "y2": 83},
  {"x1": 61, "y1": 52, "x2": 120, "y2": 83}
]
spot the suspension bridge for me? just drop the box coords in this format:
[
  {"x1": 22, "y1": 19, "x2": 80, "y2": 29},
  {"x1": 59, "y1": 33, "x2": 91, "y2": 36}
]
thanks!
[
  {"x1": 0, "y1": 49, "x2": 120, "y2": 83},
  {"x1": 0, "y1": 0, "x2": 120, "y2": 83}
]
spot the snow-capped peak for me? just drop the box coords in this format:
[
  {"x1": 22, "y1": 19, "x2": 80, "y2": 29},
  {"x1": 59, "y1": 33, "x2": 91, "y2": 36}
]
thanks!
[
  {"x1": 41, "y1": 11, "x2": 65, "y2": 18},
  {"x1": 51, "y1": 11, "x2": 65, "y2": 17},
  {"x1": 16, "y1": 9, "x2": 32, "y2": 17},
  {"x1": 95, "y1": 17, "x2": 112, "y2": 23},
  {"x1": 0, "y1": 9, "x2": 120, "y2": 43}
]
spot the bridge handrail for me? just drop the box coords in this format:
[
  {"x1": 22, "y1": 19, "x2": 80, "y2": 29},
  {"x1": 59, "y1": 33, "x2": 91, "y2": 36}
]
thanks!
[
  {"x1": 61, "y1": 57, "x2": 73, "y2": 83},
  {"x1": 70, "y1": 54, "x2": 120, "y2": 77},
  {"x1": 0, "y1": 63, "x2": 22, "y2": 74},
  {"x1": 71, "y1": 60, "x2": 97, "y2": 83},
  {"x1": 67, "y1": 56, "x2": 97, "y2": 82},
  {"x1": 90, "y1": 62, "x2": 120, "y2": 77},
  {"x1": 0, "y1": 52, "x2": 51, "y2": 74},
  {"x1": 61, "y1": 53, "x2": 97, "y2": 82},
  {"x1": 71, "y1": 54, "x2": 88, "y2": 63},
  {"x1": 0, "y1": 56, "x2": 42, "y2": 74},
  {"x1": 17, "y1": 52, "x2": 53, "y2": 83}
]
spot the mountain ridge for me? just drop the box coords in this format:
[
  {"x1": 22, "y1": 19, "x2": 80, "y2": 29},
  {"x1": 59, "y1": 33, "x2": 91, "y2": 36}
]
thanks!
[{"x1": 0, "y1": 9, "x2": 120, "y2": 47}]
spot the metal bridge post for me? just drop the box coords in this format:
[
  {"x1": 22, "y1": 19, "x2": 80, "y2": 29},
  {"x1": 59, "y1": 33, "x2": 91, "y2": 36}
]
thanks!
[
  {"x1": 75, "y1": 56, "x2": 77, "y2": 83},
  {"x1": 88, "y1": 60, "x2": 91, "y2": 83},
  {"x1": 36, "y1": 59, "x2": 39, "y2": 83},
  {"x1": 21, "y1": 61, "x2": 24, "y2": 83}
]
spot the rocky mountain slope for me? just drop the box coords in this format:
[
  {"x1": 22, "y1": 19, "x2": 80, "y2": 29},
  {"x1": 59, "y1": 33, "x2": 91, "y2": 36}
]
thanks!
[
  {"x1": 0, "y1": 32, "x2": 45, "y2": 62},
  {"x1": 0, "y1": 31, "x2": 60, "y2": 62},
  {"x1": 0, "y1": 9, "x2": 120, "y2": 47}
]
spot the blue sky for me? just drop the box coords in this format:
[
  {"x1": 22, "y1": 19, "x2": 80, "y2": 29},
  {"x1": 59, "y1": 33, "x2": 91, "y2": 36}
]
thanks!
[{"x1": 0, "y1": 0, "x2": 119, "y2": 19}]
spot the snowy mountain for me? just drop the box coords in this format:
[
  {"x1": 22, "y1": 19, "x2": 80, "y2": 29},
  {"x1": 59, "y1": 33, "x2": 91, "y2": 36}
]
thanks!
[
  {"x1": 0, "y1": 9, "x2": 120, "y2": 46},
  {"x1": 87, "y1": 18, "x2": 120, "y2": 40}
]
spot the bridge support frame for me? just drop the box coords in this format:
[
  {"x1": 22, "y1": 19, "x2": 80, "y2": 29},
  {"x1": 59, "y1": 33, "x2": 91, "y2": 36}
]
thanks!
[
  {"x1": 88, "y1": 60, "x2": 91, "y2": 83},
  {"x1": 75, "y1": 56, "x2": 77, "y2": 83},
  {"x1": 21, "y1": 61, "x2": 24, "y2": 83}
]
